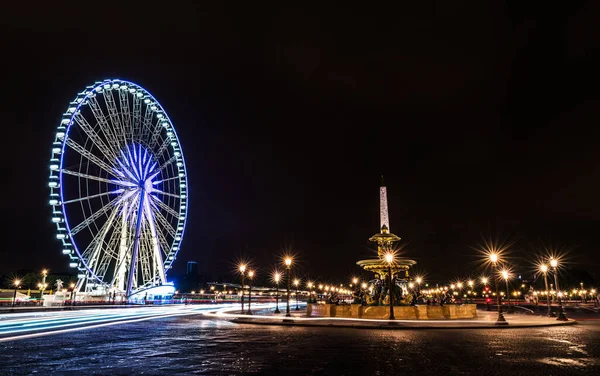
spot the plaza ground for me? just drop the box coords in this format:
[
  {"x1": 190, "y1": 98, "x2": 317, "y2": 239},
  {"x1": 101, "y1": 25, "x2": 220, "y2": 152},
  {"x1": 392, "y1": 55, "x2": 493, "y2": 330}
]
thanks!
[{"x1": 1, "y1": 304, "x2": 599, "y2": 375}]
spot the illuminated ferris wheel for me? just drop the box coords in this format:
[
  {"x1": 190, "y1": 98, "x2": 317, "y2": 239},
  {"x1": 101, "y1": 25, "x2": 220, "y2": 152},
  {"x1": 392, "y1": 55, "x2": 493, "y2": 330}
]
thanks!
[{"x1": 48, "y1": 79, "x2": 187, "y2": 298}]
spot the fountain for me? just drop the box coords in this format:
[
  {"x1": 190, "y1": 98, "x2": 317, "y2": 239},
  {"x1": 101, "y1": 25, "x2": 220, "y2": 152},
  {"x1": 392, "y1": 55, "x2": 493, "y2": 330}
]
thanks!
[
  {"x1": 306, "y1": 176, "x2": 477, "y2": 320},
  {"x1": 356, "y1": 176, "x2": 416, "y2": 305}
]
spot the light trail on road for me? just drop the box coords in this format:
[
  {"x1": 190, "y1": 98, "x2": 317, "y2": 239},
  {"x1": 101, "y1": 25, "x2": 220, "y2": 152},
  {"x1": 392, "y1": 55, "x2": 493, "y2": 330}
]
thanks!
[{"x1": 0, "y1": 304, "x2": 241, "y2": 342}]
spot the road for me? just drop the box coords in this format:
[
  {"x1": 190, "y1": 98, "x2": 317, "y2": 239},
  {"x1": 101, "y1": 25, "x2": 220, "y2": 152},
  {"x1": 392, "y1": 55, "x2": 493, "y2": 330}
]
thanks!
[
  {"x1": 0, "y1": 305, "x2": 226, "y2": 342},
  {"x1": 1, "y1": 305, "x2": 599, "y2": 375}
]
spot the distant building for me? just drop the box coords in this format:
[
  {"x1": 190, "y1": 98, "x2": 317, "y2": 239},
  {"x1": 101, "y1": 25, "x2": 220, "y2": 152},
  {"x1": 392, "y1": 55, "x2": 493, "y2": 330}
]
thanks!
[{"x1": 186, "y1": 261, "x2": 198, "y2": 275}]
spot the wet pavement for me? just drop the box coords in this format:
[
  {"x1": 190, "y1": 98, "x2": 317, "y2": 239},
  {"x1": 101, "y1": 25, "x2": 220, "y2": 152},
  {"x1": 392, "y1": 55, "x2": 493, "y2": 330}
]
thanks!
[{"x1": 1, "y1": 315, "x2": 599, "y2": 375}]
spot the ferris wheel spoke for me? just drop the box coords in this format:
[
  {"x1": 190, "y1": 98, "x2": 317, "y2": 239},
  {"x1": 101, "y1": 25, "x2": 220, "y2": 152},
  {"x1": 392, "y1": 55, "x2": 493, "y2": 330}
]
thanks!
[
  {"x1": 61, "y1": 169, "x2": 133, "y2": 188},
  {"x1": 155, "y1": 137, "x2": 173, "y2": 158},
  {"x1": 86, "y1": 203, "x2": 120, "y2": 272},
  {"x1": 89, "y1": 96, "x2": 123, "y2": 158},
  {"x1": 73, "y1": 113, "x2": 118, "y2": 166},
  {"x1": 95, "y1": 219, "x2": 123, "y2": 280},
  {"x1": 144, "y1": 198, "x2": 166, "y2": 284},
  {"x1": 152, "y1": 208, "x2": 177, "y2": 238},
  {"x1": 150, "y1": 195, "x2": 180, "y2": 219},
  {"x1": 156, "y1": 227, "x2": 172, "y2": 258},
  {"x1": 62, "y1": 190, "x2": 121, "y2": 205},
  {"x1": 151, "y1": 189, "x2": 181, "y2": 200},
  {"x1": 153, "y1": 155, "x2": 178, "y2": 176},
  {"x1": 153, "y1": 175, "x2": 180, "y2": 185},
  {"x1": 141, "y1": 105, "x2": 154, "y2": 145},
  {"x1": 103, "y1": 89, "x2": 128, "y2": 148},
  {"x1": 80, "y1": 204, "x2": 121, "y2": 272},
  {"x1": 118, "y1": 89, "x2": 133, "y2": 142},
  {"x1": 70, "y1": 194, "x2": 124, "y2": 236},
  {"x1": 65, "y1": 138, "x2": 118, "y2": 178},
  {"x1": 148, "y1": 118, "x2": 165, "y2": 150},
  {"x1": 136, "y1": 226, "x2": 151, "y2": 286}
]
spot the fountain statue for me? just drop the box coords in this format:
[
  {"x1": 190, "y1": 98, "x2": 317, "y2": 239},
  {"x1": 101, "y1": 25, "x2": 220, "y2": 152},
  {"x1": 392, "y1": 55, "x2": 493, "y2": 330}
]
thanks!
[{"x1": 356, "y1": 176, "x2": 416, "y2": 305}]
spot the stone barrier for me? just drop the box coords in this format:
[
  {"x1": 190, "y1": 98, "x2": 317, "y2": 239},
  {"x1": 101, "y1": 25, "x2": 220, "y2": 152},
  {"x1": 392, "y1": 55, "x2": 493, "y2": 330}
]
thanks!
[{"x1": 307, "y1": 303, "x2": 477, "y2": 320}]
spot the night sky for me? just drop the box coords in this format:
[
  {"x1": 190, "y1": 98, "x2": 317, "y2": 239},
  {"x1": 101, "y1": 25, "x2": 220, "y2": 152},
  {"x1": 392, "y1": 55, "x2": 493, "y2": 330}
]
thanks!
[{"x1": 3, "y1": 2, "x2": 600, "y2": 284}]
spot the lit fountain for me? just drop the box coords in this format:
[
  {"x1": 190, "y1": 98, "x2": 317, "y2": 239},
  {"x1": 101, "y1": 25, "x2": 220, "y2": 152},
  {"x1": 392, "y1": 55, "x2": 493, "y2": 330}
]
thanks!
[
  {"x1": 307, "y1": 176, "x2": 477, "y2": 319},
  {"x1": 356, "y1": 176, "x2": 416, "y2": 292}
]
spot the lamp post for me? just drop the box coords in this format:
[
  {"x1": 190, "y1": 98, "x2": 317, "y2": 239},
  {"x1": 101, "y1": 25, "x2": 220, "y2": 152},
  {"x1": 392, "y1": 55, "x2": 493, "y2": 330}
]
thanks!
[
  {"x1": 40, "y1": 269, "x2": 48, "y2": 301},
  {"x1": 540, "y1": 264, "x2": 554, "y2": 317},
  {"x1": 274, "y1": 272, "x2": 281, "y2": 313},
  {"x1": 467, "y1": 280, "x2": 474, "y2": 303},
  {"x1": 384, "y1": 253, "x2": 395, "y2": 320},
  {"x1": 416, "y1": 277, "x2": 423, "y2": 301},
  {"x1": 285, "y1": 257, "x2": 292, "y2": 317},
  {"x1": 294, "y1": 279, "x2": 300, "y2": 310},
  {"x1": 239, "y1": 264, "x2": 246, "y2": 314},
  {"x1": 489, "y1": 254, "x2": 507, "y2": 325},
  {"x1": 361, "y1": 282, "x2": 367, "y2": 305},
  {"x1": 457, "y1": 282, "x2": 463, "y2": 304},
  {"x1": 70, "y1": 283, "x2": 76, "y2": 306},
  {"x1": 307, "y1": 282, "x2": 314, "y2": 304},
  {"x1": 318, "y1": 284, "x2": 324, "y2": 303},
  {"x1": 550, "y1": 258, "x2": 568, "y2": 321},
  {"x1": 501, "y1": 270, "x2": 511, "y2": 313},
  {"x1": 12, "y1": 279, "x2": 21, "y2": 307},
  {"x1": 481, "y1": 277, "x2": 490, "y2": 311},
  {"x1": 247, "y1": 270, "x2": 254, "y2": 315}
]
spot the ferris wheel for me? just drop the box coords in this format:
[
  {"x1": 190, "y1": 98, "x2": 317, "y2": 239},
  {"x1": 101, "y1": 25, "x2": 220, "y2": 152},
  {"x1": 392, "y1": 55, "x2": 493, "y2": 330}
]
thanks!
[{"x1": 48, "y1": 79, "x2": 187, "y2": 298}]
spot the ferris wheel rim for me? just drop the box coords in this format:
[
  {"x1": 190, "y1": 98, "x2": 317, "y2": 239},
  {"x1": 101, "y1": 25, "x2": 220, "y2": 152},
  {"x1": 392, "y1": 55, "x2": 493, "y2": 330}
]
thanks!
[{"x1": 49, "y1": 78, "x2": 188, "y2": 291}]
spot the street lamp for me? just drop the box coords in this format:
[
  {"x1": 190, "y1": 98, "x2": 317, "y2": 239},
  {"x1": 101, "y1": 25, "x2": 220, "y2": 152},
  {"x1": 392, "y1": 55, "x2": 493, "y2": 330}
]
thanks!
[
  {"x1": 247, "y1": 270, "x2": 254, "y2": 315},
  {"x1": 501, "y1": 269, "x2": 511, "y2": 313},
  {"x1": 539, "y1": 264, "x2": 554, "y2": 317},
  {"x1": 294, "y1": 279, "x2": 300, "y2": 310},
  {"x1": 415, "y1": 277, "x2": 423, "y2": 302},
  {"x1": 480, "y1": 277, "x2": 490, "y2": 311},
  {"x1": 307, "y1": 282, "x2": 314, "y2": 304},
  {"x1": 70, "y1": 283, "x2": 76, "y2": 306},
  {"x1": 274, "y1": 272, "x2": 281, "y2": 313},
  {"x1": 285, "y1": 257, "x2": 292, "y2": 317},
  {"x1": 457, "y1": 282, "x2": 463, "y2": 304},
  {"x1": 550, "y1": 258, "x2": 568, "y2": 321},
  {"x1": 384, "y1": 252, "x2": 395, "y2": 320},
  {"x1": 239, "y1": 264, "x2": 246, "y2": 314},
  {"x1": 40, "y1": 269, "x2": 48, "y2": 299},
  {"x1": 489, "y1": 254, "x2": 507, "y2": 325},
  {"x1": 467, "y1": 280, "x2": 474, "y2": 303},
  {"x1": 12, "y1": 279, "x2": 21, "y2": 307}
]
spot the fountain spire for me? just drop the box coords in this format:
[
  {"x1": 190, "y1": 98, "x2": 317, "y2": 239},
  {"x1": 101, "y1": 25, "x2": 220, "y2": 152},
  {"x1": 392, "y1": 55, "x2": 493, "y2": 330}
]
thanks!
[{"x1": 380, "y1": 175, "x2": 389, "y2": 233}]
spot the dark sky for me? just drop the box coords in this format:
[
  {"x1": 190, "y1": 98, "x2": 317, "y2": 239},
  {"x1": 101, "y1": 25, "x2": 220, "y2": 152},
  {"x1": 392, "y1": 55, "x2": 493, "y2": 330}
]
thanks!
[{"x1": 2, "y1": 2, "x2": 600, "y2": 284}]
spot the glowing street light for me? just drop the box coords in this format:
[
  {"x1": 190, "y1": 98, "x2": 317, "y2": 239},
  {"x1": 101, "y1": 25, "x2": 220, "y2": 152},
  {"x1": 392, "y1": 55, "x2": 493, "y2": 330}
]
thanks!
[
  {"x1": 549, "y1": 258, "x2": 568, "y2": 321},
  {"x1": 39, "y1": 269, "x2": 48, "y2": 301},
  {"x1": 247, "y1": 270, "x2": 255, "y2": 315},
  {"x1": 239, "y1": 263, "x2": 247, "y2": 314},
  {"x1": 539, "y1": 264, "x2": 554, "y2": 317},
  {"x1": 70, "y1": 282, "x2": 76, "y2": 305},
  {"x1": 284, "y1": 257, "x2": 293, "y2": 317},
  {"x1": 307, "y1": 282, "x2": 314, "y2": 303},
  {"x1": 384, "y1": 252, "x2": 395, "y2": 320},
  {"x1": 489, "y1": 254, "x2": 507, "y2": 325},
  {"x1": 274, "y1": 271, "x2": 281, "y2": 314},
  {"x1": 12, "y1": 279, "x2": 21, "y2": 307},
  {"x1": 294, "y1": 279, "x2": 300, "y2": 311},
  {"x1": 501, "y1": 269, "x2": 512, "y2": 313},
  {"x1": 467, "y1": 280, "x2": 474, "y2": 303}
]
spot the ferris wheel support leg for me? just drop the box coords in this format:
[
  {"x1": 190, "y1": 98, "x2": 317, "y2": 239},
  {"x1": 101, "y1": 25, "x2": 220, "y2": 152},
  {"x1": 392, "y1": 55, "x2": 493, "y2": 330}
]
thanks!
[{"x1": 126, "y1": 191, "x2": 146, "y2": 299}]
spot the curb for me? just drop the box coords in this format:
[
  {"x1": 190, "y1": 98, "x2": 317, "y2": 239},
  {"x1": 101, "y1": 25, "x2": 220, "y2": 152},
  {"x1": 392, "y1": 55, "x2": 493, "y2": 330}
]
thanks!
[{"x1": 230, "y1": 317, "x2": 578, "y2": 330}]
